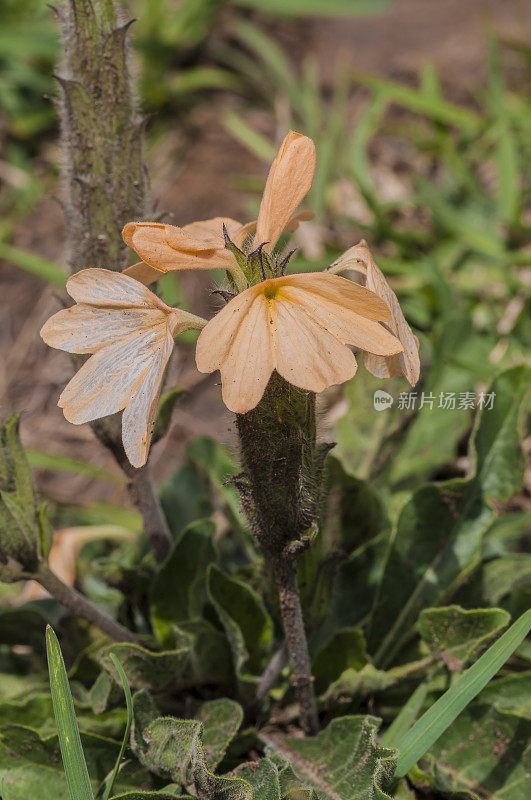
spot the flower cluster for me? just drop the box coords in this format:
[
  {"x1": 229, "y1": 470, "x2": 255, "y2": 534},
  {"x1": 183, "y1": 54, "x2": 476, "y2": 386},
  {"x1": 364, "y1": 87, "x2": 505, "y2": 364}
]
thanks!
[{"x1": 41, "y1": 131, "x2": 420, "y2": 467}]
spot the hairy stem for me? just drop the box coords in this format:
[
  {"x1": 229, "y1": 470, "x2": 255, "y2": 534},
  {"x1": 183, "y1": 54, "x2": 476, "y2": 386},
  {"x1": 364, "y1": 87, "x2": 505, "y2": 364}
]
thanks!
[
  {"x1": 56, "y1": 1, "x2": 172, "y2": 562},
  {"x1": 272, "y1": 554, "x2": 319, "y2": 734},
  {"x1": 37, "y1": 565, "x2": 138, "y2": 643},
  {"x1": 236, "y1": 374, "x2": 327, "y2": 732}
]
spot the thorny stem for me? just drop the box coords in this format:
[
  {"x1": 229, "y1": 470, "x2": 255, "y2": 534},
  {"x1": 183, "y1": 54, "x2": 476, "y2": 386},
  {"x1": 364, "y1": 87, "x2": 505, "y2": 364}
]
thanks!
[
  {"x1": 56, "y1": 1, "x2": 172, "y2": 563},
  {"x1": 37, "y1": 565, "x2": 138, "y2": 643}
]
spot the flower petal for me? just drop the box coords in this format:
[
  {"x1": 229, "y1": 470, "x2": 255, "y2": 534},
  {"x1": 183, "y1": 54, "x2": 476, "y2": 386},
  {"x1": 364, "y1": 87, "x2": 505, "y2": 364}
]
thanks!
[
  {"x1": 163, "y1": 224, "x2": 221, "y2": 253},
  {"x1": 122, "y1": 327, "x2": 174, "y2": 467},
  {"x1": 66, "y1": 268, "x2": 168, "y2": 310},
  {"x1": 183, "y1": 216, "x2": 242, "y2": 244},
  {"x1": 272, "y1": 297, "x2": 357, "y2": 393},
  {"x1": 58, "y1": 324, "x2": 167, "y2": 424},
  {"x1": 40, "y1": 305, "x2": 166, "y2": 354},
  {"x1": 123, "y1": 261, "x2": 165, "y2": 285},
  {"x1": 279, "y1": 273, "x2": 392, "y2": 322},
  {"x1": 195, "y1": 286, "x2": 259, "y2": 373},
  {"x1": 219, "y1": 294, "x2": 274, "y2": 414},
  {"x1": 255, "y1": 131, "x2": 316, "y2": 251},
  {"x1": 280, "y1": 285, "x2": 403, "y2": 356},
  {"x1": 124, "y1": 222, "x2": 235, "y2": 272},
  {"x1": 338, "y1": 242, "x2": 420, "y2": 385}
]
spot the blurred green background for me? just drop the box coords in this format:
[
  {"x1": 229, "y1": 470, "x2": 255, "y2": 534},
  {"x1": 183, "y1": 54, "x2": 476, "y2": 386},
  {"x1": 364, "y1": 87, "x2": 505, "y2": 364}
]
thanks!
[{"x1": 0, "y1": 0, "x2": 529, "y2": 517}]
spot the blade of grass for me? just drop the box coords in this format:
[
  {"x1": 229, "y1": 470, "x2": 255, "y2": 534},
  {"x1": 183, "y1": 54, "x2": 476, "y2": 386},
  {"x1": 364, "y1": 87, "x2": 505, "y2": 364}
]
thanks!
[
  {"x1": 27, "y1": 449, "x2": 124, "y2": 485},
  {"x1": 236, "y1": 0, "x2": 392, "y2": 14},
  {"x1": 351, "y1": 70, "x2": 483, "y2": 132},
  {"x1": 222, "y1": 111, "x2": 276, "y2": 161},
  {"x1": 394, "y1": 608, "x2": 531, "y2": 778},
  {"x1": 101, "y1": 654, "x2": 133, "y2": 800},
  {"x1": 46, "y1": 625, "x2": 94, "y2": 800},
  {"x1": 0, "y1": 241, "x2": 67, "y2": 286}
]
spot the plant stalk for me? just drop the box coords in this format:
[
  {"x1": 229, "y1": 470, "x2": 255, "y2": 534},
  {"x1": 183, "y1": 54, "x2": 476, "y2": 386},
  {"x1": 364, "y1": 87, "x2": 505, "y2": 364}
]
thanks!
[
  {"x1": 37, "y1": 565, "x2": 138, "y2": 643},
  {"x1": 272, "y1": 554, "x2": 319, "y2": 734},
  {"x1": 235, "y1": 373, "x2": 326, "y2": 733},
  {"x1": 55, "y1": 1, "x2": 172, "y2": 562}
]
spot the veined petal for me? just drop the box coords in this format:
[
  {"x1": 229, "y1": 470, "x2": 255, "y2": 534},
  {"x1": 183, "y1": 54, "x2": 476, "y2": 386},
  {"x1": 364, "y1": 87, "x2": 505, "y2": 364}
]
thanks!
[
  {"x1": 255, "y1": 131, "x2": 316, "y2": 251},
  {"x1": 66, "y1": 268, "x2": 168, "y2": 310},
  {"x1": 195, "y1": 286, "x2": 259, "y2": 373},
  {"x1": 280, "y1": 286, "x2": 403, "y2": 356},
  {"x1": 278, "y1": 272, "x2": 392, "y2": 322},
  {"x1": 124, "y1": 222, "x2": 236, "y2": 273},
  {"x1": 272, "y1": 297, "x2": 357, "y2": 393},
  {"x1": 58, "y1": 324, "x2": 166, "y2": 425},
  {"x1": 40, "y1": 305, "x2": 166, "y2": 354},
  {"x1": 339, "y1": 242, "x2": 420, "y2": 386},
  {"x1": 122, "y1": 327, "x2": 174, "y2": 467},
  {"x1": 219, "y1": 294, "x2": 274, "y2": 414}
]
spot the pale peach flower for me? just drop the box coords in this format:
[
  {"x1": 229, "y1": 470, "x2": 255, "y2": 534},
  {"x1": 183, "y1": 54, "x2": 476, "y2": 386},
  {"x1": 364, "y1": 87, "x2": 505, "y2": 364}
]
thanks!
[
  {"x1": 40, "y1": 269, "x2": 206, "y2": 467},
  {"x1": 196, "y1": 273, "x2": 403, "y2": 414},
  {"x1": 121, "y1": 131, "x2": 316, "y2": 286},
  {"x1": 328, "y1": 240, "x2": 420, "y2": 386}
]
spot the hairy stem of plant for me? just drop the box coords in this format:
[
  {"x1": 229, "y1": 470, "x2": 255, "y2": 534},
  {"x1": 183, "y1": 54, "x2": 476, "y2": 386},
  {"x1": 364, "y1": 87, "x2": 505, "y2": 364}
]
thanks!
[
  {"x1": 236, "y1": 373, "x2": 328, "y2": 733},
  {"x1": 56, "y1": 1, "x2": 171, "y2": 562},
  {"x1": 37, "y1": 565, "x2": 138, "y2": 643},
  {"x1": 272, "y1": 555, "x2": 319, "y2": 734}
]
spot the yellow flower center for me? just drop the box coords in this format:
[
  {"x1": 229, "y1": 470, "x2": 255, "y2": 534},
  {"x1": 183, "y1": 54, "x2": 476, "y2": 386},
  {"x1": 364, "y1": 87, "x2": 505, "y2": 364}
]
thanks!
[{"x1": 263, "y1": 282, "x2": 279, "y2": 301}]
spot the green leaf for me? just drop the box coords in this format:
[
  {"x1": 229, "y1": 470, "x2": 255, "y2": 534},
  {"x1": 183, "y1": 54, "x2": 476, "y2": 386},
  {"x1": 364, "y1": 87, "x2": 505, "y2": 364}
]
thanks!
[
  {"x1": 99, "y1": 624, "x2": 233, "y2": 693},
  {"x1": 386, "y1": 315, "x2": 495, "y2": 488},
  {"x1": 299, "y1": 456, "x2": 386, "y2": 634},
  {"x1": 102, "y1": 654, "x2": 133, "y2": 800},
  {"x1": 196, "y1": 699, "x2": 244, "y2": 770},
  {"x1": 418, "y1": 606, "x2": 510, "y2": 672},
  {"x1": 151, "y1": 388, "x2": 186, "y2": 446},
  {"x1": 46, "y1": 626, "x2": 94, "y2": 800},
  {"x1": 394, "y1": 608, "x2": 531, "y2": 778},
  {"x1": 98, "y1": 641, "x2": 193, "y2": 692},
  {"x1": 131, "y1": 700, "x2": 248, "y2": 798},
  {"x1": 110, "y1": 794, "x2": 188, "y2": 800},
  {"x1": 478, "y1": 672, "x2": 531, "y2": 719},
  {"x1": 207, "y1": 564, "x2": 274, "y2": 697},
  {"x1": 150, "y1": 520, "x2": 217, "y2": 647},
  {"x1": 411, "y1": 704, "x2": 531, "y2": 799},
  {"x1": 263, "y1": 716, "x2": 398, "y2": 800},
  {"x1": 185, "y1": 438, "x2": 249, "y2": 538},
  {"x1": 370, "y1": 365, "x2": 530, "y2": 666},
  {"x1": 312, "y1": 629, "x2": 367, "y2": 695},
  {"x1": 160, "y1": 464, "x2": 213, "y2": 538},
  {"x1": 0, "y1": 413, "x2": 42, "y2": 570},
  {"x1": 0, "y1": 726, "x2": 147, "y2": 799}
]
